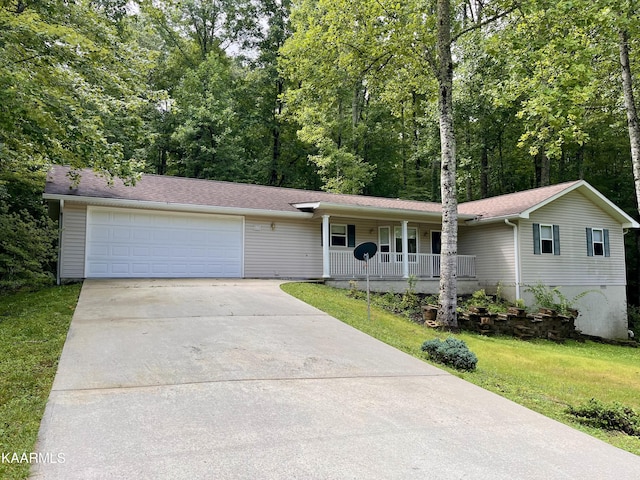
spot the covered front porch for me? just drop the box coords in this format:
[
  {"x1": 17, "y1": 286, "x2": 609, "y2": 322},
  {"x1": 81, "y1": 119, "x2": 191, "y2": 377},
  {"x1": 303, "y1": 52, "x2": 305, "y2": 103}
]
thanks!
[{"x1": 318, "y1": 213, "x2": 477, "y2": 281}]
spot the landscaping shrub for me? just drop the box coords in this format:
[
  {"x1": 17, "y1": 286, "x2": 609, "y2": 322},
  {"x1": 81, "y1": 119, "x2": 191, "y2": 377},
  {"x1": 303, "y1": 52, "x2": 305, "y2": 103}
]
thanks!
[
  {"x1": 567, "y1": 399, "x2": 640, "y2": 436},
  {"x1": 0, "y1": 171, "x2": 58, "y2": 292},
  {"x1": 525, "y1": 283, "x2": 598, "y2": 316},
  {"x1": 628, "y1": 304, "x2": 640, "y2": 336},
  {"x1": 399, "y1": 275, "x2": 420, "y2": 314},
  {"x1": 457, "y1": 288, "x2": 509, "y2": 314},
  {"x1": 421, "y1": 337, "x2": 478, "y2": 371}
]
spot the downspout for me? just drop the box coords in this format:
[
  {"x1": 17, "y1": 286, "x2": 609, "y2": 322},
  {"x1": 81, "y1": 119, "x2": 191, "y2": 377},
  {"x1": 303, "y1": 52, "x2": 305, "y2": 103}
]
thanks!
[
  {"x1": 57, "y1": 199, "x2": 64, "y2": 285},
  {"x1": 504, "y1": 218, "x2": 521, "y2": 300}
]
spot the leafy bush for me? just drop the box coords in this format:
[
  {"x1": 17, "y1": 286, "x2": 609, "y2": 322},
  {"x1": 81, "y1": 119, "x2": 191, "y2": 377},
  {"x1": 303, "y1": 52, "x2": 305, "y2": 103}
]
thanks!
[
  {"x1": 0, "y1": 210, "x2": 57, "y2": 292},
  {"x1": 400, "y1": 275, "x2": 420, "y2": 313},
  {"x1": 421, "y1": 337, "x2": 478, "y2": 371},
  {"x1": 525, "y1": 283, "x2": 598, "y2": 316},
  {"x1": 458, "y1": 288, "x2": 508, "y2": 314},
  {"x1": 347, "y1": 280, "x2": 364, "y2": 299},
  {"x1": 0, "y1": 171, "x2": 57, "y2": 292},
  {"x1": 628, "y1": 304, "x2": 640, "y2": 335},
  {"x1": 567, "y1": 399, "x2": 640, "y2": 436}
]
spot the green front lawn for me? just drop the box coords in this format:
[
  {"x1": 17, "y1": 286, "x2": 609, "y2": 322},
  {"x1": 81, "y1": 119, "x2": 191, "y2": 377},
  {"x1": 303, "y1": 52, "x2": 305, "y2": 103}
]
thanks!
[
  {"x1": 0, "y1": 284, "x2": 81, "y2": 480},
  {"x1": 282, "y1": 282, "x2": 640, "y2": 456}
]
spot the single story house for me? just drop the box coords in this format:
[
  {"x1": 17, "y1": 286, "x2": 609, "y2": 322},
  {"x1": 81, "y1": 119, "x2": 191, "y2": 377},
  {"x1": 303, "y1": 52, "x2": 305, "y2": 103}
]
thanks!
[{"x1": 44, "y1": 166, "x2": 639, "y2": 339}]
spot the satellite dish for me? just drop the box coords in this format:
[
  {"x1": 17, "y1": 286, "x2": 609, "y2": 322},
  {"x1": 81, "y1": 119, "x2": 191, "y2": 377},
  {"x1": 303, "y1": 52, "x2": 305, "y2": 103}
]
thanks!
[
  {"x1": 354, "y1": 242, "x2": 377, "y2": 261},
  {"x1": 353, "y1": 242, "x2": 377, "y2": 322}
]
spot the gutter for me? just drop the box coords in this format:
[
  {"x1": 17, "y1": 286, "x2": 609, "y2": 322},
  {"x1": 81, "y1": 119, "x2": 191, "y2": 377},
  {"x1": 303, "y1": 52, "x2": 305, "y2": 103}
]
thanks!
[
  {"x1": 504, "y1": 218, "x2": 521, "y2": 300},
  {"x1": 42, "y1": 194, "x2": 314, "y2": 220}
]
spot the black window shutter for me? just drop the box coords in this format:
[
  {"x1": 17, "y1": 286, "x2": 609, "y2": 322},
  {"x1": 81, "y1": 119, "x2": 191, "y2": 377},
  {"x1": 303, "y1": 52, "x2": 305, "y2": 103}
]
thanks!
[
  {"x1": 320, "y1": 223, "x2": 323, "y2": 246},
  {"x1": 533, "y1": 223, "x2": 541, "y2": 255},
  {"x1": 604, "y1": 229, "x2": 610, "y2": 257},
  {"x1": 586, "y1": 228, "x2": 593, "y2": 256},
  {"x1": 347, "y1": 224, "x2": 356, "y2": 248},
  {"x1": 553, "y1": 225, "x2": 560, "y2": 255}
]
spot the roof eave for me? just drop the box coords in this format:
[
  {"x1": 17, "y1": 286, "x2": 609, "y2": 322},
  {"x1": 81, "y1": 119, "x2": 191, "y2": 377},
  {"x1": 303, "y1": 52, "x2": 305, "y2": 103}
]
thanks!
[
  {"x1": 292, "y1": 201, "x2": 477, "y2": 222},
  {"x1": 42, "y1": 193, "x2": 314, "y2": 219}
]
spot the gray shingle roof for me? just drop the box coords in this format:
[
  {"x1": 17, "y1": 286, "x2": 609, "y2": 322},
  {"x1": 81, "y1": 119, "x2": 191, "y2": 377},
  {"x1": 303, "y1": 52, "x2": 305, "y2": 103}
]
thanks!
[
  {"x1": 458, "y1": 181, "x2": 582, "y2": 219},
  {"x1": 47, "y1": 167, "x2": 631, "y2": 225},
  {"x1": 45, "y1": 166, "x2": 444, "y2": 215}
]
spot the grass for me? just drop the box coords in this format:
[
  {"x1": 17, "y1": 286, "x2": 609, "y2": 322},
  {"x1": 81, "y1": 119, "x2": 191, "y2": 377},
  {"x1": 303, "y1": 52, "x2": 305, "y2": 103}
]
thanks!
[
  {"x1": 282, "y1": 282, "x2": 640, "y2": 456},
  {"x1": 0, "y1": 284, "x2": 81, "y2": 480}
]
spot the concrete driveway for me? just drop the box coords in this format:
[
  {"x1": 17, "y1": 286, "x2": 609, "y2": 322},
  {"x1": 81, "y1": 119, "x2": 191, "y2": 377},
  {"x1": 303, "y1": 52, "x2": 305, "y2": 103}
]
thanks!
[{"x1": 32, "y1": 279, "x2": 640, "y2": 479}]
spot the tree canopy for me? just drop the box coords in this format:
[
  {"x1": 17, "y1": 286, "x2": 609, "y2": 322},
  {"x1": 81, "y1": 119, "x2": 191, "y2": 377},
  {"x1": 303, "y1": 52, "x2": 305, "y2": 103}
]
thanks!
[{"x1": 1, "y1": 0, "x2": 640, "y2": 302}]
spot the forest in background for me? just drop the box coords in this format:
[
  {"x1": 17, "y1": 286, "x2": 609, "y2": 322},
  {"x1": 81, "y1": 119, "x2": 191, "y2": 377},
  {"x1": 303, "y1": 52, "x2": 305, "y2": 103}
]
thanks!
[{"x1": 1, "y1": 0, "x2": 640, "y2": 308}]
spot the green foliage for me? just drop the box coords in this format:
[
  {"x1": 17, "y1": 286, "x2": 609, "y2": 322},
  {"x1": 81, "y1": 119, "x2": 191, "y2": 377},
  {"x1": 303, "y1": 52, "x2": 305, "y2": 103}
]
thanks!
[
  {"x1": 458, "y1": 288, "x2": 509, "y2": 314},
  {"x1": 421, "y1": 337, "x2": 478, "y2": 371},
  {"x1": 400, "y1": 275, "x2": 420, "y2": 312},
  {"x1": 567, "y1": 399, "x2": 640, "y2": 437},
  {"x1": 0, "y1": 210, "x2": 57, "y2": 292},
  {"x1": 347, "y1": 280, "x2": 364, "y2": 299},
  {"x1": 627, "y1": 305, "x2": 640, "y2": 334},
  {"x1": 0, "y1": 171, "x2": 57, "y2": 293},
  {"x1": 0, "y1": 0, "x2": 150, "y2": 180},
  {"x1": 525, "y1": 283, "x2": 597, "y2": 316}
]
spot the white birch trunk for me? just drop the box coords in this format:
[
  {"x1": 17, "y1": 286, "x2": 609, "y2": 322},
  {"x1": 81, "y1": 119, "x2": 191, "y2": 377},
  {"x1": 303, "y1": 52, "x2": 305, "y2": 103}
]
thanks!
[
  {"x1": 436, "y1": 0, "x2": 458, "y2": 328},
  {"x1": 619, "y1": 29, "x2": 640, "y2": 215}
]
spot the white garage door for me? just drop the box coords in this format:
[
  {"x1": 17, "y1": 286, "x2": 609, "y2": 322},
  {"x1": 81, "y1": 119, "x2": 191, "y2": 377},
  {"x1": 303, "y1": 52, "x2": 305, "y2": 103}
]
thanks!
[{"x1": 85, "y1": 206, "x2": 243, "y2": 278}]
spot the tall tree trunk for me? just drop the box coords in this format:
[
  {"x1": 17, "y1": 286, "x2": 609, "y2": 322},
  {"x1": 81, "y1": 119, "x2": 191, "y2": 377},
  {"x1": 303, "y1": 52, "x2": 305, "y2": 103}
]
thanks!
[
  {"x1": 401, "y1": 103, "x2": 407, "y2": 189},
  {"x1": 480, "y1": 142, "x2": 488, "y2": 198},
  {"x1": 540, "y1": 151, "x2": 550, "y2": 186},
  {"x1": 412, "y1": 91, "x2": 421, "y2": 182},
  {"x1": 269, "y1": 78, "x2": 284, "y2": 186},
  {"x1": 619, "y1": 29, "x2": 640, "y2": 214},
  {"x1": 158, "y1": 148, "x2": 167, "y2": 175},
  {"x1": 436, "y1": 0, "x2": 458, "y2": 328},
  {"x1": 576, "y1": 145, "x2": 584, "y2": 180}
]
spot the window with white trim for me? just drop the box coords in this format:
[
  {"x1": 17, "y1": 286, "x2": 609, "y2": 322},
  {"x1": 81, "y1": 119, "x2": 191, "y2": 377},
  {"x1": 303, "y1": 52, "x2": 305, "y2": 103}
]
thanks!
[
  {"x1": 592, "y1": 228, "x2": 604, "y2": 256},
  {"x1": 540, "y1": 225, "x2": 553, "y2": 254},
  {"x1": 586, "y1": 227, "x2": 610, "y2": 257},
  {"x1": 379, "y1": 226, "x2": 391, "y2": 262},
  {"x1": 394, "y1": 226, "x2": 418, "y2": 261},
  {"x1": 330, "y1": 224, "x2": 347, "y2": 247},
  {"x1": 533, "y1": 223, "x2": 560, "y2": 255}
]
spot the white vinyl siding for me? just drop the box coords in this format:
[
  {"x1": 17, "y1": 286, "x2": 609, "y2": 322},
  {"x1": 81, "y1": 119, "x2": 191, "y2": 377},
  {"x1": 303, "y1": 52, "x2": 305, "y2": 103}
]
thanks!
[
  {"x1": 459, "y1": 222, "x2": 514, "y2": 292},
  {"x1": 520, "y1": 190, "x2": 626, "y2": 286},
  {"x1": 244, "y1": 217, "x2": 323, "y2": 278},
  {"x1": 244, "y1": 217, "x2": 440, "y2": 278},
  {"x1": 60, "y1": 203, "x2": 87, "y2": 279}
]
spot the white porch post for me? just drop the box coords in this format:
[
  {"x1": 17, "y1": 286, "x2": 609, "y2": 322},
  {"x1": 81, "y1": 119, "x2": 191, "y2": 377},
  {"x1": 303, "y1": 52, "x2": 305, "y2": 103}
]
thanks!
[
  {"x1": 402, "y1": 220, "x2": 409, "y2": 279},
  {"x1": 322, "y1": 215, "x2": 331, "y2": 278}
]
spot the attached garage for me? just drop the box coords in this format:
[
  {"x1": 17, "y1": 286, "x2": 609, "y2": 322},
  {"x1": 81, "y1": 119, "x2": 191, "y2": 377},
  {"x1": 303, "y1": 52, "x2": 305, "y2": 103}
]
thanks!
[{"x1": 85, "y1": 206, "x2": 243, "y2": 278}]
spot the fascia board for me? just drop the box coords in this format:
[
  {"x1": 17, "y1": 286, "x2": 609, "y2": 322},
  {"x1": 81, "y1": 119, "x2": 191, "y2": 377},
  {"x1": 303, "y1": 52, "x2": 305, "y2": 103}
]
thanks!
[
  {"x1": 42, "y1": 194, "x2": 314, "y2": 219},
  {"x1": 300, "y1": 201, "x2": 477, "y2": 222}
]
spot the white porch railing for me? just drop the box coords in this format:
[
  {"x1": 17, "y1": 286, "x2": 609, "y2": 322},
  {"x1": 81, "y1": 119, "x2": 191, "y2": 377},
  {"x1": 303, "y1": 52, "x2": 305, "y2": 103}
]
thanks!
[{"x1": 329, "y1": 251, "x2": 476, "y2": 279}]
